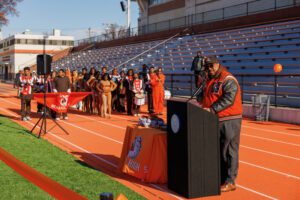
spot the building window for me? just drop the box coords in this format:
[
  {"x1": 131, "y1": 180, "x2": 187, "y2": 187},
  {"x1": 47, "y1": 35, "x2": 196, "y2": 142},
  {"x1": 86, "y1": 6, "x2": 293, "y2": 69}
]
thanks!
[
  {"x1": 52, "y1": 40, "x2": 57, "y2": 45},
  {"x1": 10, "y1": 39, "x2": 15, "y2": 45},
  {"x1": 27, "y1": 39, "x2": 33, "y2": 44},
  {"x1": 20, "y1": 39, "x2": 26, "y2": 44},
  {"x1": 67, "y1": 41, "x2": 74, "y2": 46},
  {"x1": 38, "y1": 40, "x2": 43, "y2": 45},
  {"x1": 32, "y1": 40, "x2": 38, "y2": 45}
]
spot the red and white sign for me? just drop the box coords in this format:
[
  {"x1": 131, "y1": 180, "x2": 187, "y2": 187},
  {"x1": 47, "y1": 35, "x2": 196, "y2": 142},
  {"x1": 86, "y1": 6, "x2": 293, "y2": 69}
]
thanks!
[{"x1": 33, "y1": 92, "x2": 91, "y2": 113}]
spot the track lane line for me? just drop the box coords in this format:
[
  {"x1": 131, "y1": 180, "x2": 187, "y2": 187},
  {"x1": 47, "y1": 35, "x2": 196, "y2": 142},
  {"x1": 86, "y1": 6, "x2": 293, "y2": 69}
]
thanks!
[
  {"x1": 74, "y1": 114, "x2": 126, "y2": 130},
  {"x1": 236, "y1": 184, "x2": 278, "y2": 200},
  {"x1": 241, "y1": 145, "x2": 300, "y2": 161},
  {"x1": 60, "y1": 120, "x2": 123, "y2": 144},
  {"x1": 241, "y1": 133, "x2": 300, "y2": 147},
  {"x1": 240, "y1": 160, "x2": 300, "y2": 180},
  {"x1": 243, "y1": 125, "x2": 300, "y2": 137}
]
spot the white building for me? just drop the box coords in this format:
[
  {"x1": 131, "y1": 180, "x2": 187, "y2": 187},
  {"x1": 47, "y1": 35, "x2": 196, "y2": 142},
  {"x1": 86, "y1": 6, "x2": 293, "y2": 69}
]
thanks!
[{"x1": 0, "y1": 29, "x2": 74, "y2": 80}]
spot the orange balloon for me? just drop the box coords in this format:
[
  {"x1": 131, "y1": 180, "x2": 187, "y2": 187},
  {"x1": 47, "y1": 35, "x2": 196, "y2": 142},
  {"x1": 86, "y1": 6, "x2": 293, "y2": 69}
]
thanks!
[{"x1": 273, "y1": 64, "x2": 283, "y2": 73}]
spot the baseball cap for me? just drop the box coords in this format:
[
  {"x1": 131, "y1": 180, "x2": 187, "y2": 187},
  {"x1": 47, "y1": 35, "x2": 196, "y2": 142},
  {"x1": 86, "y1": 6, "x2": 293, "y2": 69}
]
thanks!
[{"x1": 206, "y1": 55, "x2": 219, "y2": 64}]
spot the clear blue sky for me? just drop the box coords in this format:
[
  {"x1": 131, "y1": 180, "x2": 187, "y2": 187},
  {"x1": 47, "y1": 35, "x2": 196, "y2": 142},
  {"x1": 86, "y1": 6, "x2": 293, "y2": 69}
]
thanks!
[{"x1": 2, "y1": 0, "x2": 139, "y2": 40}]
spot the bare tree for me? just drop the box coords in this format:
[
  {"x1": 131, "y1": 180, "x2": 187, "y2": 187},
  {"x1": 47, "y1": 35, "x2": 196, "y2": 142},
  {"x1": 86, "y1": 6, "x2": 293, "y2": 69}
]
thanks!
[
  {"x1": 103, "y1": 23, "x2": 128, "y2": 40},
  {"x1": 118, "y1": 25, "x2": 128, "y2": 38},
  {"x1": 0, "y1": 0, "x2": 23, "y2": 25}
]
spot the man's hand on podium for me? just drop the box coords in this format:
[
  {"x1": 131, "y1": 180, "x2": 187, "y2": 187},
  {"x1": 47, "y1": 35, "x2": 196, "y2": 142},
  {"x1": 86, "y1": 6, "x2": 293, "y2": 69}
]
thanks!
[{"x1": 203, "y1": 107, "x2": 211, "y2": 112}]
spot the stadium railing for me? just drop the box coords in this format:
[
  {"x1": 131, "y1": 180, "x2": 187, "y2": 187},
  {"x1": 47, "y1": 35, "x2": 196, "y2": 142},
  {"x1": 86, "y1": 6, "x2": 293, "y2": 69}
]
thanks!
[
  {"x1": 74, "y1": 0, "x2": 300, "y2": 46},
  {"x1": 165, "y1": 73, "x2": 300, "y2": 108}
]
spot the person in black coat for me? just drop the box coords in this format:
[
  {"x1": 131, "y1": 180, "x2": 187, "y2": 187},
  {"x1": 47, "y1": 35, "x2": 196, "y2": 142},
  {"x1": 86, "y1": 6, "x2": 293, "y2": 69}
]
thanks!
[
  {"x1": 140, "y1": 65, "x2": 154, "y2": 114},
  {"x1": 191, "y1": 51, "x2": 206, "y2": 88},
  {"x1": 124, "y1": 69, "x2": 134, "y2": 116},
  {"x1": 117, "y1": 71, "x2": 126, "y2": 113}
]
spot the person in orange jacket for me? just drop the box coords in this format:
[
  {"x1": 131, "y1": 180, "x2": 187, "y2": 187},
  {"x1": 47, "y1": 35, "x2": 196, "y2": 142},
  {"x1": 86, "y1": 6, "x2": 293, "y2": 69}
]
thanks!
[
  {"x1": 150, "y1": 67, "x2": 165, "y2": 115},
  {"x1": 198, "y1": 56, "x2": 242, "y2": 193}
]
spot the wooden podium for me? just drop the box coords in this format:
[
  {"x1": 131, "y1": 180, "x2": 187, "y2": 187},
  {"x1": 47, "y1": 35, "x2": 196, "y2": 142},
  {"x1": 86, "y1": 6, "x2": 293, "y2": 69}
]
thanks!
[{"x1": 167, "y1": 98, "x2": 220, "y2": 198}]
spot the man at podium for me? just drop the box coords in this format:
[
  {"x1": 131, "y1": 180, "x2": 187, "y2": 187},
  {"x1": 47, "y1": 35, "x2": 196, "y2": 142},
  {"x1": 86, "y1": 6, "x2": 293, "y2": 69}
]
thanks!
[{"x1": 199, "y1": 56, "x2": 242, "y2": 192}]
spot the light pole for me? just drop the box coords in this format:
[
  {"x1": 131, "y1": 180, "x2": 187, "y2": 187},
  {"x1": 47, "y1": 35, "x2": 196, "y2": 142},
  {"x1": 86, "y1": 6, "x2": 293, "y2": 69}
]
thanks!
[{"x1": 127, "y1": 0, "x2": 131, "y2": 31}]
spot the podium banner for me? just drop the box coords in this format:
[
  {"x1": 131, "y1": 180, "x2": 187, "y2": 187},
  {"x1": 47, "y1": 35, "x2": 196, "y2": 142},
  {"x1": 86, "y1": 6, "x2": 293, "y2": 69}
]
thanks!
[
  {"x1": 33, "y1": 92, "x2": 91, "y2": 113},
  {"x1": 120, "y1": 126, "x2": 167, "y2": 183}
]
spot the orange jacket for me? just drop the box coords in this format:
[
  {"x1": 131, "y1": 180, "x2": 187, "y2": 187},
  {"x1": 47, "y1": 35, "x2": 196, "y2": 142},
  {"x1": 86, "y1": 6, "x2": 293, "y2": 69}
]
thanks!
[
  {"x1": 150, "y1": 73, "x2": 165, "y2": 89},
  {"x1": 157, "y1": 73, "x2": 165, "y2": 88},
  {"x1": 202, "y1": 68, "x2": 242, "y2": 121}
]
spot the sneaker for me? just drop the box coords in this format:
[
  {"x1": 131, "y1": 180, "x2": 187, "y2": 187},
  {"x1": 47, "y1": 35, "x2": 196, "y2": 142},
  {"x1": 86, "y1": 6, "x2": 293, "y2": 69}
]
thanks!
[
  {"x1": 26, "y1": 116, "x2": 31, "y2": 121},
  {"x1": 64, "y1": 116, "x2": 68, "y2": 120},
  {"x1": 55, "y1": 118, "x2": 60, "y2": 121},
  {"x1": 134, "y1": 114, "x2": 137, "y2": 117},
  {"x1": 22, "y1": 117, "x2": 28, "y2": 121}
]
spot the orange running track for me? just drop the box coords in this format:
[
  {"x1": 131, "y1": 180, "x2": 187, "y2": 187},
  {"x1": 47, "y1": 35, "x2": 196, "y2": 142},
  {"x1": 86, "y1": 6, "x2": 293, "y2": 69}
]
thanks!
[{"x1": 0, "y1": 82, "x2": 299, "y2": 200}]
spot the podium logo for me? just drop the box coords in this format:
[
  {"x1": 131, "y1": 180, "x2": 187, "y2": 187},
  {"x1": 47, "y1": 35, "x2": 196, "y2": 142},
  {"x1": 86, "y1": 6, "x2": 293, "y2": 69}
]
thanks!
[
  {"x1": 128, "y1": 136, "x2": 142, "y2": 159},
  {"x1": 171, "y1": 114, "x2": 180, "y2": 134}
]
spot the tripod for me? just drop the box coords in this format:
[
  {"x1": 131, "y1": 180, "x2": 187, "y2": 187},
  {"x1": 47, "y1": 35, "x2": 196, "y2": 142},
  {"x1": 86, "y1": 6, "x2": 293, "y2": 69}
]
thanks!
[{"x1": 31, "y1": 77, "x2": 69, "y2": 138}]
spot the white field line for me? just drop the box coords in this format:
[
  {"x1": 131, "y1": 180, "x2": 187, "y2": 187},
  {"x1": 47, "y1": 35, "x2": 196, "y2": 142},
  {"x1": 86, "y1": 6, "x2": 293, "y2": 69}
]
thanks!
[
  {"x1": 243, "y1": 125, "x2": 300, "y2": 138},
  {"x1": 241, "y1": 133, "x2": 300, "y2": 147}
]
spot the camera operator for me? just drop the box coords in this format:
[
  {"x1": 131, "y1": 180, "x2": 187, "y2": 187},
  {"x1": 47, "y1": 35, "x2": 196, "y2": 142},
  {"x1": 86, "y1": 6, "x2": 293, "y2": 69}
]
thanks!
[{"x1": 191, "y1": 51, "x2": 206, "y2": 88}]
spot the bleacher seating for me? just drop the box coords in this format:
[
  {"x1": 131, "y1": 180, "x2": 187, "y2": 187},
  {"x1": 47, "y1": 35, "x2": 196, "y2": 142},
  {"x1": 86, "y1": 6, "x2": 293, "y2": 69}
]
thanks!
[{"x1": 52, "y1": 20, "x2": 300, "y2": 107}]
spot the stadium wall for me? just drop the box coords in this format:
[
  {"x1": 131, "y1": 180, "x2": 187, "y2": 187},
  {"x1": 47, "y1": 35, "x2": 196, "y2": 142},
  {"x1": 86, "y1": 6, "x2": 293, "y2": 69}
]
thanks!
[
  {"x1": 243, "y1": 105, "x2": 300, "y2": 125},
  {"x1": 91, "y1": 5, "x2": 300, "y2": 50},
  {"x1": 140, "y1": 0, "x2": 267, "y2": 27}
]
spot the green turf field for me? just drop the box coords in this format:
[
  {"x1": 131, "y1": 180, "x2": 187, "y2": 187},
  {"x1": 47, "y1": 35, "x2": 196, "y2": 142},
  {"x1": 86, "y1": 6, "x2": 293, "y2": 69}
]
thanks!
[
  {"x1": 0, "y1": 160, "x2": 54, "y2": 200},
  {"x1": 0, "y1": 115, "x2": 145, "y2": 200}
]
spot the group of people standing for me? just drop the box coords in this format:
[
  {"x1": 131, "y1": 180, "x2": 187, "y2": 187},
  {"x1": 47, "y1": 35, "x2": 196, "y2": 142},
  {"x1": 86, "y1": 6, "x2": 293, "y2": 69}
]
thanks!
[
  {"x1": 18, "y1": 67, "x2": 71, "y2": 121},
  {"x1": 72, "y1": 65, "x2": 165, "y2": 117},
  {"x1": 18, "y1": 65, "x2": 166, "y2": 121}
]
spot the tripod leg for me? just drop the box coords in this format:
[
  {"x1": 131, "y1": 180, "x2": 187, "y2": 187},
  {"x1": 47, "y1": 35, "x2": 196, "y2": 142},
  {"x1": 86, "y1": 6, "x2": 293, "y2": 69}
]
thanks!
[
  {"x1": 44, "y1": 113, "x2": 47, "y2": 135},
  {"x1": 37, "y1": 115, "x2": 45, "y2": 138},
  {"x1": 31, "y1": 115, "x2": 43, "y2": 133},
  {"x1": 47, "y1": 124, "x2": 57, "y2": 133},
  {"x1": 51, "y1": 119, "x2": 69, "y2": 135}
]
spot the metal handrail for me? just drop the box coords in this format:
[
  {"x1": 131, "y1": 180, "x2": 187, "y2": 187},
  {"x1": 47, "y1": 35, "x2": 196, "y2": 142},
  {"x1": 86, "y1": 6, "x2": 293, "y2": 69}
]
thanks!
[
  {"x1": 164, "y1": 73, "x2": 300, "y2": 108},
  {"x1": 112, "y1": 28, "x2": 189, "y2": 72},
  {"x1": 74, "y1": 0, "x2": 299, "y2": 46}
]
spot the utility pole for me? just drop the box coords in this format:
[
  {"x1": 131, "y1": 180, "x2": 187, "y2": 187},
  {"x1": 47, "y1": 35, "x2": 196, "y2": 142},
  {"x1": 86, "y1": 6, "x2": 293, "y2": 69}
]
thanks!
[
  {"x1": 88, "y1": 27, "x2": 92, "y2": 42},
  {"x1": 127, "y1": 0, "x2": 131, "y2": 36}
]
